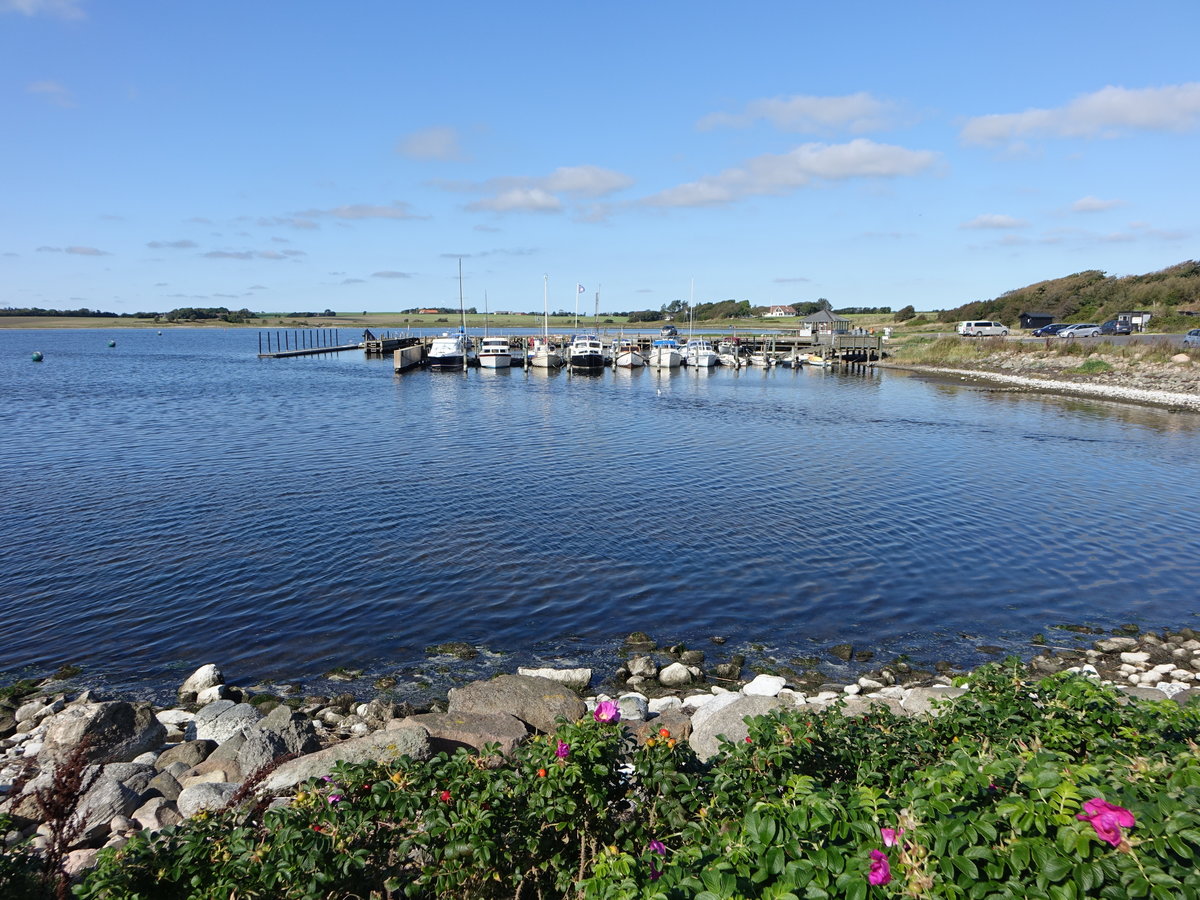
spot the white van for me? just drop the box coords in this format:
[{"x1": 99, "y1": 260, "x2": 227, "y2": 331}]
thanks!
[{"x1": 957, "y1": 321, "x2": 1010, "y2": 337}]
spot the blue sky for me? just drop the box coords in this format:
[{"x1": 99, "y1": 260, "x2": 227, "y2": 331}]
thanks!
[{"x1": 2, "y1": 1, "x2": 1197, "y2": 315}]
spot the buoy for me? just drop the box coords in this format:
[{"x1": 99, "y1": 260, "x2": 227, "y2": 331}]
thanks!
[
  {"x1": 32, "y1": 351, "x2": 43, "y2": 362},
  {"x1": 107, "y1": 340, "x2": 116, "y2": 348}
]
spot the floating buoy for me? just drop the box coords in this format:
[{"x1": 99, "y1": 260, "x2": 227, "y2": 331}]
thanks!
[
  {"x1": 107, "y1": 340, "x2": 116, "y2": 348},
  {"x1": 32, "y1": 351, "x2": 44, "y2": 362}
]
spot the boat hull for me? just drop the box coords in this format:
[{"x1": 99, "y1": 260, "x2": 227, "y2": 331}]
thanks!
[
  {"x1": 569, "y1": 352, "x2": 607, "y2": 371},
  {"x1": 614, "y1": 351, "x2": 645, "y2": 368},
  {"x1": 479, "y1": 354, "x2": 511, "y2": 368}
]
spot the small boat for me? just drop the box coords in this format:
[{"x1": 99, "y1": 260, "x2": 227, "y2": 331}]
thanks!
[
  {"x1": 528, "y1": 336, "x2": 564, "y2": 369},
  {"x1": 568, "y1": 333, "x2": 607, "y2": 371},
  {"x1": 806, "y1": 353, "x2": 832, "y2": 368},
  {"x1": 747, "y1": 349, "x2": 774, "y2": 367},
  {"x1": 682, "y1": 338, "x2": 719, "y2": 368},
  {"x1": 612, "y1": 337, "x2": 645, "y2": 368},
  {"x1": 478, "y1": 336, "x2": 512, "y2": 369},
  {"x1": 426, "y1": 329, "x2": 476, "y2": 370},
  {"x1": 648, "y1": 337, "x2": 681, "y2": 369},
  {"x1": 717, "y1": 338, "x2": 742, "y2": 368},
  {"x1": 777, "y1": 350, "x2": 807, "y2": 368}
]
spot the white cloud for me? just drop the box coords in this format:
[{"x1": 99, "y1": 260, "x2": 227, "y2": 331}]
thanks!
[
  {"x1": 371, "y1": 270, "x2": 411, "y2": 278},
  {"x1": 2, "y1": 0, "x2": 85, "y2": 20},
  {"x1": 27, "y1": 80, "x2": 74, "y2": 107},
  {"x1": 456, "y1": 165, "x2": 633, "y2": 215},
  {"x1": 962, "y1": 83, "x2": 1200, "y2": 145},
  {"x1": 397, "y1": 126, "x2": 465, "y2": 161},
  {"x1": 468, "y1": 188, "x2": 562, "y2": 213},
  {"x1": 698, "y1": 92, "x2": 894, "y2": 134},
  {"x1": 147, "y1": 239, "x2": 198, "y2": 249},
  {"x1": 296, "y1": 202, "x2": 423, "y2": 221},
  {"x1": 960, "y1": 214, "x2": 1029, "y2": 230},
  {"x1": 644, "y1": 139, "x2": 939, "y2": 208},
  {"x1": 1071, "y1": 196, "x2": 1122, "y2": 213}
]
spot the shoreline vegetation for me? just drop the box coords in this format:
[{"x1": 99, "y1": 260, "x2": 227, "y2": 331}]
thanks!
[{"x1": 2, "y1": 624, "x2": 1199, "y2": 898}]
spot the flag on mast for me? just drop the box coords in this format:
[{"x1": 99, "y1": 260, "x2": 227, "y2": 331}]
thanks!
[{"x1": 577, "y1": 284, "x2": 585, "y2": 293}]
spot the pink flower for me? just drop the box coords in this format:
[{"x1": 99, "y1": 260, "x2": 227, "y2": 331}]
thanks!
[
  {"x1": 1077, "y1": 798, "x2": 1135, "y2": 847},
  {"x1": 868, "y1": 850, "x2": 891, "y2": 886},
  {"x1": 327, "y1": 794, "x2": 343, "y2": 804},
  {"x1": 881, "y1": 827, "x2": 904, "y2": 847},
  {"x1": 648, "y1": 839, "x2": 666, "y2": 856},
  {"x1": 593, "y1": 700, "x2": 621, "y2": 724},
  {"x1": 555, "y1": 740, "x2": 570, "y2": 759}
]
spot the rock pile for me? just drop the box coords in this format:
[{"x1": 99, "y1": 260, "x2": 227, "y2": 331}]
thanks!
[{"x1": 2, "y1": 628, "x2": 1195, "y2": 877}]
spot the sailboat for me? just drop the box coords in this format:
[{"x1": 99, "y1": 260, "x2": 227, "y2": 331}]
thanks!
[
  {"x1": 681, "y1": 282, "x2": 718, "y2": 368},
  {"x1": 529, "y1": 275, "x2": 564, "y2": 369},
  {"x1": 425, "y1": 259, "x2": 477, "y2": 370}
]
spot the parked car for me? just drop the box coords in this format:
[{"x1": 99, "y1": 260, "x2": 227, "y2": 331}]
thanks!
[
  {"x1": 957, "y1": 320, "x2": 1010, "y2": 337},
  {"x1": 1099, "y1": 319, "x2": 1132, "y2": 335},
  {"x1": 1184, "y1": 329, "x2": 1200, "y2": 348},
  {"x1": 660, "y1": 324, "x2": 679, "y2": 337},
  {"x1": 1031, "y1": 322, "x2": 1071, "y2": 337},
  {"x1": 1058, "y1": 323, "x2": 1101, "y2": 338}
]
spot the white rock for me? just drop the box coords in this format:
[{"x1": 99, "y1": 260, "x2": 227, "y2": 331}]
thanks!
[
  {"x1": 1120, "y1": 651, "x2": 1151, "y2": 665},
  {"x1": 195, "y1": 685, "x2": 232, "y2": 705},
  {"x1": 877, "y1": 686, "x2": 906, "y2": 699},
  {"x1": 618, "y1": 693, "x2": 649, "y2": 722},
  {"x1": 648, "y1": 696, "x2": 682, "y2": 714},
  {"x1": 857, "y1": 677, "x2": 885, "y2": 691},
  {"x1": 156, "y1": 709, "x2": 195, "y2": 727},
  {"x1": 1151, "y1": 663, "x2": 1176, "y2": 675},
  {"x1": 22, "y1": 742, "x2": 43, "y2": 759},
  {"x1": 742, "y1": 675, "x2": 786, "y2": 697},
  {"x1": 1155, "y1": 682, "x2": 1188, "y2": 698},
  {"x1": 1127, "y1": 673, "x2": 1142, "y2": 684},
  {"x1": 813, "y1": 691, "x2": 840, "y2": 703},
  {"x1": 658, "y1": 662, "x2": 693, "y2": 688},
  {"x1": 516, "y1": 667, "x2": 592, "y2": 691},
  {"x1": 1171, "y1": 669, "x2": 1195, "y2": 681},
  {"x1": 777, "y1": 688, "x2": 806, "y2": 705},
  {"x1": 180, "y1": 664, "x2": 224, "y2": 697},
  {"x1": 681, "y1": 693, "x2": 716, "y2": 710},
  {"x1": 843, "y1": 684, "x2": 861, "y2": 695}
]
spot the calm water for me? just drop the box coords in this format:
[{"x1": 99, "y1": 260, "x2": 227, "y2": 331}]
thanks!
[{"x1": 2, "y1": 328, "x2": 1198, "y2": 700}]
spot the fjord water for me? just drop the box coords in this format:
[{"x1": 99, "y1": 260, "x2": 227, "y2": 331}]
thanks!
[{"x1": 1, "y1": 328, "x2": 1197, "y2": 698}]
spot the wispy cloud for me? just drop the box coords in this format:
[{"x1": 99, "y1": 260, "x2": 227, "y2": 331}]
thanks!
[
  {"x1": 698, "y1": 92, "x2": 895, "y2": 134},
  {"x1": 203, "y1": 249, "x2": 298, "y2": 260},
  {"x1": 397, "y1": 126, "x2": 465, "y2": 161},
  {"x1": 1070, "y1": 195, "x2": 1122, "y2": 213},
  {"x1": 27, "y1": 80, "x2": 75, "y2": 107},
  {"x1": 371, "y1": 270, "x2": 411, "y2": 278},
  {"x1": 961, "y1": 83, "x2": 1200, "y2": 145},
  {"x1": 2, "y1": 0, "x2": 86, "y2": 20},
  {"x1": 293, "y1": 202, "x2": 425, "y2": 221},
  {"x1": 147, "y1": 239, "x2": 198, "y2": 249},
  {"x1": 454, "y1": 165, "x2": 635, "y2": 214},
  {"x1": 960, "y1": 214, "x2": 1029, "y2": 230},
  {"x1": 644, "y1": 139, "x2": 939, "y2": 208},
  {"x1": 37, "y1": 244, "x2": 109, "y2": 255}
]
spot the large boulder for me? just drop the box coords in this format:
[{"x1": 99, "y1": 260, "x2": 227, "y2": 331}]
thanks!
[
  {"x1": 179, "y1": 664, "x2": 224, "y2": 702},
  {"x1": 447, "y1": 674, "x2": 585, "y2": 734},
  {"x1": 177, "y1": 783, "x2": 238, "y2": 818},
  {"x1": 688, "y1": 695, "x2": 784, "y2": 762},
  {"x1": 258, "y1": 725, "x2": 430, "y2": 796},
  {"x1": 403, "y1": 711, "x2": 529, "y2": 756},
  {"x1": 187, "y1": 701, "x2": 261, "y2": 744},
  {"x1": 39, "y1": 702, "x2": 167, "y2": 767}
]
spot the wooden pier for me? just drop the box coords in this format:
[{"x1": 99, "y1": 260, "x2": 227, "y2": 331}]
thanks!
[{"x1": 257, "y1": 328, "x2": 360, "y2": 358}]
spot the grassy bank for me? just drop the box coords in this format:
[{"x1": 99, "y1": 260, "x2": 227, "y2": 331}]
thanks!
[{"x1": 886, "y1": 335, "x2": 1197, "y2": 368}]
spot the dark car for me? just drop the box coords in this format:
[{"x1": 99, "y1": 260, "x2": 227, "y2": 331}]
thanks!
[
  {"x1": 1099, "y1": 319, "x2": 1132, "y2": 335},
  {"x1": 660, "y1": 324, "x2": 679, "y2": 337},
  {"x1": 1031, "y1": 322, "x2": 1070, "y2": 337}
]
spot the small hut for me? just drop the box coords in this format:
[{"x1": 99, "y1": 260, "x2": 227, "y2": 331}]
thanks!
[
  {"x1": 1019, "y1": 311, "x2": 1055, "y2": 330},
  {"x1": 802, "y1": 309, "x2": 851, "y2": 335}
]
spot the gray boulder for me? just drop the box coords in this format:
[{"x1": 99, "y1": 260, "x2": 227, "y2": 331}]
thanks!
[
  {"x1": 131, "y1": 796, "x2": 183, "y2": 832},
  {"x1": 258, "y1": 725, "x2": 430, "y2": 796},
  {"x1": 236, "y1": 729, "x2": 289, "y2": 778},
  {"x1": 688, "y1": 695, "x2": 784, "y2": 762},
  {"x1": 899, "y1": 687, "x2": 966, "y2": 717},
  {"x1": 39, "y1": 702, "x2": 167, "y2": 767},
  {"x1": 404, "y1": 711, "x2": 529, "y2": 756},
  {"x1": 516, "y1": 667, "x2": 593, "y2": 691},
  {"x1": 68, "y1": 768, "x2": 144, "y2": 847},
  {"x1": 177, "y1": 783, "x2": 238, "y2": 818},
  {"x1": 188, "y1": 701, "x2": 261, "y2": 744},
  {"x1": 258, "y1": 706, "x2": 322, "y2": 756},
  {"x1": 155, "y1": 740, "x2": 216, "y2": 771},
  {"x1": 146, "y1": 770, "x2": 182, "y2": 801},
  {"x1": 447, "y1": 675, "x2": 585, "y2": 734},
  {"x1": 179, "y1": 664, "x2": 224, "y2": 701}
]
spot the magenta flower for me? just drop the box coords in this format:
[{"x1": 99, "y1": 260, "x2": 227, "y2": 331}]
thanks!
[
  {"x1": 555, "y1": 739, "x2": 570, "y2": 759},
  {"x1": 1077, "y1": 798, "x2": 1135, "y2": 847},
  {"x1": 593, "y1": 700, "x2": 621, "y2": 724},
  {"x1": 648, "y1": 839, "x2": 666, "y2": 856},
  {"x1": 868, "y1": 850, "x2": 891, "y2": 886},
  {"x1": 327, "y1": 794, "x2": 343, "y2": 804},
  {"x1": 881, "y1": 827, "x2": 904, "y2": 847},
  {"x1": 649, "y1": 863, "x2": 662, "y2": 881}
]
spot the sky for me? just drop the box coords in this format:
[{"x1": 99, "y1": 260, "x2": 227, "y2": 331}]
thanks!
[{"x1": 2, "y1": 1, "x2": 1198, "y2": 316}]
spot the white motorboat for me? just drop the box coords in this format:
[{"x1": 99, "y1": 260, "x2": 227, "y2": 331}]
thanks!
[
  {"x1": 568, "y1": 333, "x2": 606, "y2": 371},
  {"x1": 426, "y1": 330, "x2": 476, "y2": 370},
  {"x1": 611, "y1": 337, "x2": 645, "y2": 368},
  {"x1": 530, "y1": 276, "x2": 565, "y2": 368},
  {"x1": 478, "y1": 336, "x2": 512, "y2": 368},
  {"x1": 648, "y1": 337, "x2": 681, "y2": 369},
  {"x1": 717, "y1": 339, "x2": 743, "y2": 368},
  {"x1": 682, "y1": 338, "x2": 719, "y2": 368}
]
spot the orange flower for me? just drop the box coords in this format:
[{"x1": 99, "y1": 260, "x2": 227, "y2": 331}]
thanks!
[{"x1": 537, "y1": 768, "x2": 547, "y2": 778}]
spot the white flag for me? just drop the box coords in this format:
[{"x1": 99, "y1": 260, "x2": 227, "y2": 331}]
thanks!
[{"x1": 577, "y1": 284, "x2": 585, "y2": 293}]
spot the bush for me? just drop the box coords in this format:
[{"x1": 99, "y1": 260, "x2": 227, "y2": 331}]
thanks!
[{"x1": 19, "y1": 663, "x2": 1198, "y2": 899}]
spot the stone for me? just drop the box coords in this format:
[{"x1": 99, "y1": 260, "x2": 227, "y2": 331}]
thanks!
[
  {"x1": 146, "y1": 770, "x2": 182, "y2": 801},
  {"x1": 256, "y1": 706, "x2": 322, "y2": 756},
  {"x1": 647, "y1": 696, "x2": 682, "y2": 714},
  {"x1": 258, "y1": 725, "x2": 430, "y2": 795},
  {"x1": 516, "y1": 667, "x2": 592, "y2": 691},
  {"x1": 403, "y1": 711, "x2": 529, "y2": 756},
  {"x1": 618, "y1": 693, "x2": 649, "y2": 722},
  {"x1": 236, "y1": 728, "x2": 290, "y2": 779},
  {"x1": 188, "y1": 701, "x2": 261, "y2": 744},
  {"x1": 743, "y1": 675, "x2": 787, "y2": 697},
  {"x1": 155, "y1": 740, "x2": 216, "y2": 771},
  {"x1": 689, "y1": 695, "x2": 785, "y2": 762},
  {"x1": 68, "y1": 769, "x2": 143, "y2": 846},
  {"x1": 179, "y1": 758, "x2": 243, "y2": 788},
  {"x1": 64, "y1": 848, "x2": 99, "y2": 877},
  {"x1": 155, "y1": 709, "x2": 195, "y2": 728},
  {"x1": 899, "y1": 687, "x2": 966, "y2": 717},
  {"x1": 177, "y1": 782, "x2": 238, "y2": 818},
  {"x1": 632, "y1": 708, "x2": 693, "y2": 745},
  {"x1": 179, "y1": 664, "x2": 224, "y2": 700},
  {"x1": 1120, "y1": 651, "x2": 1151, "y2": 665},
  {"x1": 447, "y1": 675, "x2": 586, "y2": 734},
  {"x1": 658, "y1": 662, "x2": 693, "y2": 687},
  {"x1": 132, "y1": 795, "x2": 183, "y2": 832},
  {"x1": 626, "y1": 656, "x2": 658, "y2": 678},
  {"x1": 196, "y1": 685, "x2": 233, "y2": 705},
  {"x1": 39, "y1": 702, "x2": 167, "y2": 767}
]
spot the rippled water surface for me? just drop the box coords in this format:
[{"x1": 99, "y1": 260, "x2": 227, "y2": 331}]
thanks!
[{"x1": 2, "y1": 328, "x2": 1198, "y2": 698}]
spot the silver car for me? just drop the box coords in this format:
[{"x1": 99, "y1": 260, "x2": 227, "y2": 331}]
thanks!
[
  {"x1": 1184, "y1": 329, "x2": 1200, "y2": 348},
  {"x1": 1058, "y1": 323, "x2": 1101, "y2": 338}
]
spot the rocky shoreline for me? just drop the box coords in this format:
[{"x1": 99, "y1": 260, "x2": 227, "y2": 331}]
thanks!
[
  {"x1": 3, "y1": 626, "x2": 1199, "y2": 880},
  {"x1": 881, "y1": 345, "x2": 1200, "y2": 412}
]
